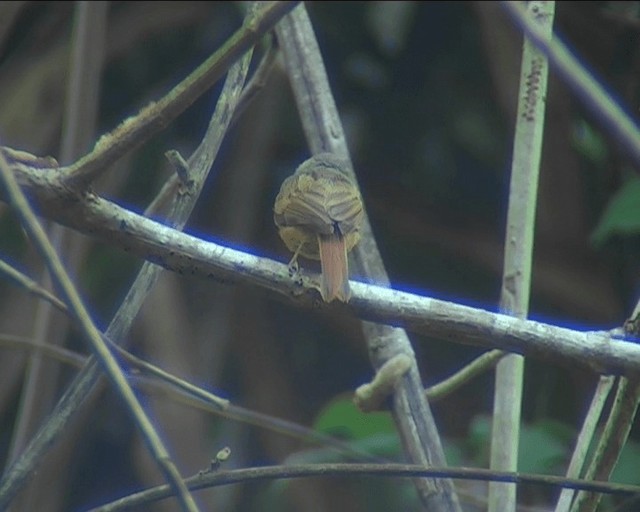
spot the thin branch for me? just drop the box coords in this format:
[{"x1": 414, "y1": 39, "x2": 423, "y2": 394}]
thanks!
[
  {"x1": 490, "y1": 3, "x2": 554, "y2": 511},
  {"x1": 59, "y1": 0, "x2": 108, "y2": 163},
  {"x1": 0, "y1": 152, "x2": 199, "y2": 511},
  {"x1": 230, "y1": 33, "x2": 278, "y2": 125},
  {"x1": 0, "y1": 258, "x2": 68, "y2": 314},
  {"x1": 6, "y1": 2, "x2": 109, "y2": 480},
  {"x1": 88, "y1": 462, "x2": 640, "y2": 512},
  {"x1": 113, "y1": 336, "x2": 383, "y2": 464},
  {"x1": 111, "y1": 341, "x2": 230, "y2": 411},
  {"x1": 0, "y1": 332, "x2": 380, "y2": 465},
  {"x1": 57, "y1": 0, "x2": 298, "y2": 187},
  {"x1": 0, "y1": 333, "x2": 86, "y2": 368},
  {"x1": 554, "y1": 376, "x2": 616, "y2": 512},
  {"x1": 572, "y1": 377, "x2": 640, "y2": 512},
  {"x1": 425, "y1": 350, "x2": 506, "y2": 402},
  {"x1": 275, "y1": 5, "x2": 460, "y2": 510}
]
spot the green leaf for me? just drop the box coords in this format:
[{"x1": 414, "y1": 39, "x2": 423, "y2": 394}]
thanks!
[
  {"x1": 591, "y1": 176, "x2": 640, "y2": 246},
  {"x1": 313, "y1": 394, "x2": 396, "y2": 441}
]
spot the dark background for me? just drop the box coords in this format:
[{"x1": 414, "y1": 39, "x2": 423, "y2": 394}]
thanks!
[{"x1": 0, "y1": 2, "x2": 639, "y2": 511}]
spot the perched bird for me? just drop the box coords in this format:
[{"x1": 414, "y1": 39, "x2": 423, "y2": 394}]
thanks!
[{"x1": 274, "y1": 153, "x2": 364, "y2": 302}]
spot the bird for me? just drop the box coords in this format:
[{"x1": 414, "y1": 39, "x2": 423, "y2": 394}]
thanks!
[{"x1": 274, "y1": 153, "x2": 364, "y2": 302}]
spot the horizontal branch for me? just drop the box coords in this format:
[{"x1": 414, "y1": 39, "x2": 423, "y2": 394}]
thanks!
[{"x1": 10, "y1": 162, "x2": 638, "y2": 377}]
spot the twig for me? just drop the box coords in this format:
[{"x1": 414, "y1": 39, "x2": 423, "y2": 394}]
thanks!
[
  {"x1": 59, "y1": 0, "x2": 108, "y2": 163},
  {"x1": 114, "y1": 337, "x2": 382, "y2": 463},
  {"x1": 231, "y1": 32, "x2": 279, "y2": 125},
  {"x1": 110, "y1": 340, "x2": 230, "y2": 411},
  {"x1": 57, "y1": 1, "x2": 297, "y2": 187},
  {"x1": 0, "y1": 258, "x2": 68, "y2": 313},
  {"x1": 0, "y1": 332, "x2": 380, "y2": 464},
  {"x1": 0, "y1": 151, "x2": 200, "y2": 511},
  {"x1": 425, "y1": 350, "x2": 506, "y2": 402},
  {"x1": 0, "y1": 333, "x2": 85, "y2": 368},
  {"x1": 88, "y1": 462, "x2": 640, "y2": 512},
  {"x1": 489, "y1": 3, "x2": 554, "y2": 511}
]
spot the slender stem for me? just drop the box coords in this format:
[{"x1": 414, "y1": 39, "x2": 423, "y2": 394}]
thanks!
[
  {"x1": 554, "y1": 376, "x2": 616, "y2": 512},
  {"x1": 489, "y1": 3, "x2": 554, "y2": 512},
  {"x1": 565, "y1": 299, "x2": 640, "y2": 512},
  {"x1": 0, "y1": 334, "x2": 86, "y2": 368},
  {"x1": 0, "y1": 258, "x2": 68, "y2": 313},
  {"x1": 425, "y1": 350, "x2": 506, "y2": 402}
]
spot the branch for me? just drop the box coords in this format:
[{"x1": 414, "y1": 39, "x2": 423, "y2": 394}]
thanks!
[
  {"x1": 5, "y1": 1, "x2": 110, "y2": 480},
  {"x1": 56, "y1": 1, "x2": 298, "y2": 187},
  {"x1": 0, "y1": 13, "x2": 257, "y2": 508},
  {"x1": 6, "y1": 166, "x2": 637, "y2": 374},
  {"x1": 490, "y1": 3, "x2": 554, "y2": 511},
  {"x1": 0, "y1": 257, "x2": 69, "y2": 314},
  {"x1": 0, "y1": 331, "x2": 380, "y2": 466},
  {"x1": 0, "y1": 151, "x2": 199, "y2": 511},
  {"x1": 88, "y1": 462, "x2": 640, "y2": 512}
]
